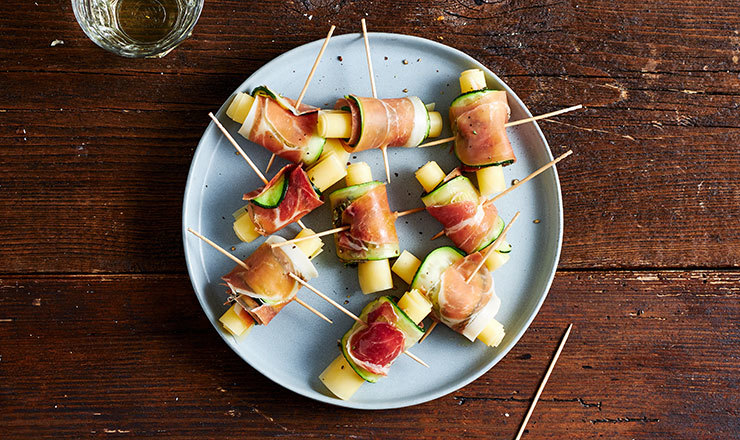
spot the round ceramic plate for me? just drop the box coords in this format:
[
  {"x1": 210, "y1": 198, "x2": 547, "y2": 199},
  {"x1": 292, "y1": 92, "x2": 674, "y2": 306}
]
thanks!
[{"x1": 183, "y1": 33, "x2": 562, "y2": 409}]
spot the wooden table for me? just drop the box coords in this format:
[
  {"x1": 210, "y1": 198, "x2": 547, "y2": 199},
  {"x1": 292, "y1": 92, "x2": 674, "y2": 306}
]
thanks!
[{"x1": 2, "y1": 1, "x2": 738, "y2": 438}]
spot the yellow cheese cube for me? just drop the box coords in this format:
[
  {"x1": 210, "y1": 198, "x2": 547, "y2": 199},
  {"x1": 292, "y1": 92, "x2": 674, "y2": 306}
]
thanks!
[
  {"x1": 415, "y1": 161, "x2": 445, "y2": 193},
  {"x1": 391, "y1": 250, "x2": 422, "y2": 285},
  {"x1": 319, "y1": 355, "x2": 365, "y2": 400}
]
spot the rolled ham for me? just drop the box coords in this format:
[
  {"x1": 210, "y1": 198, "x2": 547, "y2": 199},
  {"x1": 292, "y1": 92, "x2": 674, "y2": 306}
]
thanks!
[
  {"x1": 449, "y1": 90, "x2": 516, "y2": 167},
  {"x1": 426, "y1": 199, "x2": 500, "y2": 254},
  {"x1": 330, "y1": 183, "x2": 400, "y2": 262},
  {"x1": 433, "y1": 252, "x2": 501, "y2": 341},
  {"x1": 335, "y1": 95, "x2": 429, "y2": 152},
  {"x1": 244, "y1": 164, "x2": 323, "y2": 236},
  {"x1": 239, "y1": 86, "x2": 324, "y2": 165},
  {"x1": 221, "y1": 236, "x2": 318, "y2": 325}
]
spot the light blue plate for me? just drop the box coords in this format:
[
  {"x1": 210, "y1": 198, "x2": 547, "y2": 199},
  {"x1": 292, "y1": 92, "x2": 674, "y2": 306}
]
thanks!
[{"x1": 183, "y1": 33, "x2": 562, "y2": 409}]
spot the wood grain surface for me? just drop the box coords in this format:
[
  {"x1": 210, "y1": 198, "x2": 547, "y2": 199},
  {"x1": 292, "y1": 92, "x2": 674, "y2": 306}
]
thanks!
[{"x1": 1, "y1": 0, "x2": 739, "y2": 438}]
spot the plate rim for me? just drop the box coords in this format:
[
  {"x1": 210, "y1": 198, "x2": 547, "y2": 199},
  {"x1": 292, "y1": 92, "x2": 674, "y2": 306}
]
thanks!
[{"x1": 182, "y1": 31, "x2": 563, "y2": 410}]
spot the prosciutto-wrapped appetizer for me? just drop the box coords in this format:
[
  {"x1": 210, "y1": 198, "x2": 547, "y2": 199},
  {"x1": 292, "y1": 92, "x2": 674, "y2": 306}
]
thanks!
[
  {"x1": 218, "y1": 235, "x2": 320, "y2": 335},
  {"x1": 318, "y1": 96, "x2": 444, "y2": 151},
  {"x1": 415, "y1": 164, "x2": 507, "y2": 254},
  {"x1": 319, "y1": 296, "x2": 424, "y2": 400},
  {"x1": 232, "y1": 163, "x2": 323, "y2": 242},
  {"x1": 410, "y1": 248, "x2": 503, "y2": 342},
  {"x1": 225, "y1": 86, "x2": 326, "y2": 166},
  {"x1": 328, "y1": 162, "x2": 400, "y2": 294},
  {"x1": 450, "y1": 70, "x2": 515, "y2": 169}
]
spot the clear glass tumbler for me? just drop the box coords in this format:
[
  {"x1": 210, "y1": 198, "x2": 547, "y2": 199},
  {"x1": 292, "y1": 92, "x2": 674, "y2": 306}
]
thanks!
[{"x1": 71, "y1": 0, "x2": 204, "y2": 58}]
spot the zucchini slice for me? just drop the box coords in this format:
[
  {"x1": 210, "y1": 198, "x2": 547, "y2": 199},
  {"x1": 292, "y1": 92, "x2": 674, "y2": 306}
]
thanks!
[
  {"x1": 410, "y1": 246, "x2": 465, "y2": 296},
  {"x1": 421, "y1": 175, "x2": 479, "y2": 207},
  {"x1": 250, "y1": 172, "x2": 288, "y2": 209},
  {"x1": 450, "y1": 89, "x2": 494, "y2": 109},
  {"x1": 471, "y1": 216, "x2": 505, "y2": 253},
  {"x1": 340, "y1": 297, "x2": 424, "y2": 383}
]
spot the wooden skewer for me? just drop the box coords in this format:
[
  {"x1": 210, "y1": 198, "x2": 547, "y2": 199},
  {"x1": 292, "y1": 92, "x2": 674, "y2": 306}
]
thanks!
[
  {"x1": 360, "y1": 19, "x2": 378, "y2": 101},
  {"x1": 430, "y1": 150, "x2": 571, "y2": 241},
  {"x1": 186, "y1": 228, "x2": 328, "y2": 322},
  {"x1": 264, "y1": 25, "x2": 337, "y2": 173},
  {"x1": 465, "y1": 211, "x2": 520, "y2": 284},
  {"x1": 514, "y1": 323, "x2": 573, "y2": 440},
  {"x1": 394, "y1": 206, "x2": 426, "y2": 217},
  {"x1": 208, "y1": 112, "x2": 308, "y2": 230},
  {"x1": 418, "y1": 321, "x2": 437, "y2": 343},
  {"x1": 289, "y1": 273, "x2": 429, "y2": 368},
  {"x1": 491, "y1": 150, "x2": 572, "y2": 203},
  {"x1": 271, "y1": 207, "x2": 424, "y2": 248},
  {"x1": 209, "y1": 112, "x2": 269, "y2": 185},
  {"x1": 360, "y1": 18, "x2": 392, "y2": 183},
  {"x1": 264, "y1": 153, "x2": 276, "y2": 174},
  {"x1": 271, "y1": 226, "x2": 348, "y2": 248},
  {"x1": 294, "y1": 298, "x2": 333, "y2": 324},
  {"x1": 417, "y1": 105, "x2": 583, "y2": 148}
]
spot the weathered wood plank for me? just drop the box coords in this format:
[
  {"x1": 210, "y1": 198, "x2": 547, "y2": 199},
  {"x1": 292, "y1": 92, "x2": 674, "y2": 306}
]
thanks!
[
  {"x1": 1, "y1": 1, "x2": 739, "y2": 273},
  {"x1": 0, "y1": 271, "x2": 737, "y2": 438}
]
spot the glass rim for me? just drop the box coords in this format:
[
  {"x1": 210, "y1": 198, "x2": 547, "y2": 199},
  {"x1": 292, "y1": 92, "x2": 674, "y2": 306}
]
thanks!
[{"x1": 71, "y1": 0, "x2": 205, "y2": 58}]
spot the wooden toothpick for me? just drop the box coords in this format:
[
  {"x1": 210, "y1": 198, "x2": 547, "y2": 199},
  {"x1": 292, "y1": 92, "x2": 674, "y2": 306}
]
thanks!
[
  {"x1": 514, "y1": 323, "x2": 573, "y2": 440},
  {"x1": 208, "y1": 112, "x2": 269, "y2": 185},
  {"x1": 289, "y1": 273, "x2": 429, "y2": 368},
  {"x1": 360, "y1": 18, "x2": 392, "y2": 183},
  {"x1": 271, "y1": 206, "x2": 424, "y2": 249},
  {"x1": 417, "y1": 105, "x2": 583, "y2": 148},
  {"x1": 430, "y1": 150, "x2": 571, "y2": 241},
  {"x1": 491, "y1": 150, "x2": 572, "y2": 203},
  {"x1": 464, "y1": 211, "x2": 520, "y2": 284},
  {"x1": 264, "y1": 25, "x2": 336, "y2": 175},
  {"x1": 418, "y1": 321, "x2": 437, "y2": 343},
  {"x1": 187, "y1": 228, "x2": 328, "y2": 322}
]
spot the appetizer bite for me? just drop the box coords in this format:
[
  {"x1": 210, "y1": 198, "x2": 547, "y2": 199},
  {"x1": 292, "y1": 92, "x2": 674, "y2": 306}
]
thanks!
[
  {"x1": 194, "y1": 229, "x2": 326, "y2": 339},
  {"x1": 318, "y1": 96, "x2": 444, "y2": 152},
  {"x1": 226, "y1": 86, "x2": 327, "y2": 167},
  {"x1": 392, "y1": 245, "x2": 508, "y2": 348},
  {"x1": 451, "y1": 69, "x2": 513, "y2": 197},
  {"x1": 329, "y1": 162, "x2": 400, "y2": 294},
  {"x1": 319, "y1": 296, "x2": 425, "y2": 400},
  {"x1": 415, "y1": 161, "x2": 509, "y2": 255}
]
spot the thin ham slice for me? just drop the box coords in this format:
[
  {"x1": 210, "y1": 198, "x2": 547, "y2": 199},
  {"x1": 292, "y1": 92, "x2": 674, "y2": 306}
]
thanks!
[
  {"x1": 239, "y1": 90, "x2": 321, "y2": 164},
  {"x1": 435, "y1": 252, "x2": 500, "y2": 340},
  {"x1": 346, "y1": 302, "x2": 405, "y2": 376},
  {"x1": 244, "y1": 164, "x2": 323, "y2": 236},
  {"x1": 335, "y1": 95, "x2": 428, "y2": 151},
  {"x1": 426, "y1": 199, "x2": 499, "y2": 254},
  {"x1": 450, "y1": 90, "x2": 515, "y2": 167},
  {"x1": 221, "y1": 236, "x2": 317, "y2": 325},
  {"x1": 335, "y1": 184, "x2": 399, "y2": 261}
]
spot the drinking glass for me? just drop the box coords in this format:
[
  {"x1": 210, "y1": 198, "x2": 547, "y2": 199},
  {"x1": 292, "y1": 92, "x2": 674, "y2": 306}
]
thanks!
[{"x1": 71, "y1": 0, "x2": 204, "y2": 58}]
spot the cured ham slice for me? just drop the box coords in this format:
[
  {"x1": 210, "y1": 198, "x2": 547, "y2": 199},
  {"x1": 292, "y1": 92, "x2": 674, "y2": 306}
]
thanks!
[
  {"x1": 335, "y1": 95, "x2": 429, "y2": 152},
  {"x1": 434, "y1": 252, "x2": 501, "y2": 341},
  {"x1": 329, "y1": 182, "x2": 400, "y2": 262},
  {"x1": 244, "y1": 164, "x2": 323, "y2": 236},
  {"x1": 221, "y1": 236, "x2": 318, "y2": 325},
  {"x1": 239, "y1": 86, "x2": 325, "y2": 165},
  {"x1": 343, "y1": 299, "x2": 422, "y2": 378},
  {"x1": 426, "y1": 199, "x2": 500, "y2": 254},
  {"x1": 449, "y1": 90, "x2": 516, "y2": 167}
]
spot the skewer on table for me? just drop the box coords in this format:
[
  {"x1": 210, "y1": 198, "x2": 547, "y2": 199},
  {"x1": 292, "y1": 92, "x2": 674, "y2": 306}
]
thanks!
[
  {"x1": 270, "y1": 207, "x2": 425, "y2": 249},
  {"x1": 360, "y1": 18, "x2": 392, "y2": 183},
  {"x1": 186, "y1": 228, "x2": 331, "y2": 323},
  {"x1": 208, "y1": 111, "x2": 308, "y2": 229},
  {"x1": 430, "y1": 150, "x2": 572, "y2": 241},
  {"x1": 265, "y1": 25, "x2": 336, "y2": 174},
  {"x1": 514, "y1": 323, "x2": 573, "y2": 440},
  {"x1": 289, "y1": 273, "x2": 428, "y2": 368},
  {"x1": 417, "y1": 105, "x2": 583, "y2": 149}
]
